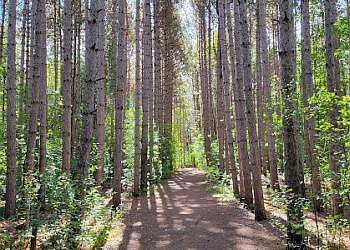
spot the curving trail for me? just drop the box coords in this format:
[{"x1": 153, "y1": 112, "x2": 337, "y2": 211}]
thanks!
[{"x1": 106, "y1": 168, "x2": 284, "y2": 250}]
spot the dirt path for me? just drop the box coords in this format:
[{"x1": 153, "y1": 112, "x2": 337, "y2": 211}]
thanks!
[{"x1": 105, "y1": 168, "x2": 284, "y2": 250}]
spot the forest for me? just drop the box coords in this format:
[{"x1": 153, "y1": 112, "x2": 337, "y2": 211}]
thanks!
[{"x1": 0, "y1": 0, "x2": 350, "y2": 249}]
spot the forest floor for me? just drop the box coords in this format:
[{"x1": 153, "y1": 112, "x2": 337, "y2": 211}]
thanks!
[{"x1": 104, "y1": 168, "x2": 284, "y2": 250}]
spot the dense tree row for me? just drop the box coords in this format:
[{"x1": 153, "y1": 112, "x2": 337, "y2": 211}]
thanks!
[
  {"x1": 0, "y1": 0, "x2": 187, "y2": 248},
  {"x1": 1, "y1": 0, "x2": 350, "y2": 248},
  {"x1": 193, "y1": 0, "x2": 350, "y2": 247}
]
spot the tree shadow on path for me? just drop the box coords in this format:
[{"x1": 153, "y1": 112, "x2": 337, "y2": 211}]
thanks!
[{"x1": 117, "y1": 168, "x2": 284, "y2": 250}]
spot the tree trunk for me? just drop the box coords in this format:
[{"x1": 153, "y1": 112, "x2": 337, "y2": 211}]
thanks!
[
  {"x1": 4, "y1": 0, "x2": 17, "y2": 219},
  {"x1": 199, "y1": 5, "x2": 211, "y2": 167},
  {"x1": 279, "y1": 0, "x2": 305, "y2": 245},
  {"x1": 216, "y1": 43, "x2": 226, "y2": 174},
  {"x1": 218, "y1": 0, "x2": 239, "y2": 195},
  {"x1": 238, "y1": 0, "x2": 266, "y2": 220},
  {"x1": 133, "y1": 0, "x2": 141, "y2": 196},
  {"x1": 23, "y1": 1, "x2": 41, "y2": 228},
  {"x1": 140, "y1": 0, "x2": 152, "y2": 191},
  {"x1": 255, "y1": 8, "x2": 267, "y2": 177},
  {"x1": 301, "y1": 0, "x2": 321, "y2": 212},
  {"x1": 19, "y1": 0, "x2": 29, "y2": 122},
  {"x1": 71, "y1": 0, "x2": 82, "y2": 159},
  {"x1": 77, "y1": 0, "x2": 98, "y2": 200},
  {"x1": 31, "y1": 3, "x2": 47, "y2": 247},
  {"x1": 95, "y1": 0, "x2": 106, "y2": 189},
  {"x1": 62, "y1": 0, "x2": 73, "y2": 174},
  {"x1": 113, "y1": 0, "x2": 127, "y2": 207},
  {"x1": 228, "y1": 0, "x2": 253, "y2": 204},
  {"x1": 324, "y1": 0, "x2": 343, "y2": 216},
  {"x1": 258, "y1": 0, "x2": 279, "y2": 191},
  {"x1": 207, "y1": 5, "x2": 216, "y2": 138}
]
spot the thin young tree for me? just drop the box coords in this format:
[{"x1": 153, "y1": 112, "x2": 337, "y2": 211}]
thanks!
[
  {"x1": 4, "y1": 0, "x2": 17, "y2": 219},
  {"x1": 238, "y1": 0, "x2": 266, "y2": 220}
]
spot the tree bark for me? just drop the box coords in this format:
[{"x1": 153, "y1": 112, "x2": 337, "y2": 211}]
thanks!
[
  {"x1": 255, "y1": 7, "x2": 268, "y2": 177},
  {"x1": 216, "y1": 43, "x2": 226, "y2": 175},
  {"x1": 140, "y1": 0, "x2": 152, "y2": 191},
  {"x1": 258, "y1": 0, "x2": 279, "y2": 191},
  {"x1": 207, "y1": 4, "x2": 216, "y2": 138},
  {"x1": 62, "y1": 0, "x2": 73, "y2": 174},
  {"x1": 324, "y1": 0, "x2": 343, "y2": 216},
  {"x1": 199, "y1": 5, "x2": 211, "y2": 167},
  {"x1": 133, "y1": 0, "x2": 141, "y2": 196},
  {"x1": 238, "y1": 0, "x2": 266, "y2": 220},
  {"x1": 31, "y1": 2, "x2": 47, "y2": 247},
  {"x1": 95, "y1": 0, "x2": 106, "y2": 189},
  {"x1": 279, "y1": 0, "x2": 305, "y2": 245},
  {"x1": 113, "y1": 0, "x2": 127, "y2": 207},
  {"x1": 4, "y1": 0, "x2": 17, "y2": 219},
  {"x1": 19, "y1": 0, "x2": 29, "y2": 122},
  {"x1": 77, "y1": 0, "x2": 98, "y2": 200},
  {"x1": 301, "y1": 0, "x2": 321, "y2": 212},
  {"x1": 218, "y1": 0, "x2": 239, "y2": 195},
  {"x1": 229, "y1": 0, "x2": 253, "y2": 204}
]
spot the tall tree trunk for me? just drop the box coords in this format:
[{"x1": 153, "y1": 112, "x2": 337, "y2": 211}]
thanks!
[
  {"x1": 279, "y1": 0, "x2": 305, "y2": 245},
  {"x1": 95, "y1": 0, "x2": 106, "y2": 189},
  {"x1": 153, "y1": 0, "x2": 162, "y2": 178},
  {"x1": 0, "y1": 0, "x2": 6, "y2": 63},
  {"x1": 62, "y1": 0, "x2": 73, "y2": 174},
  {"x1": 113, "y1": 0, "x2": 127, "y2": 207},
  {"x1": 4, "y1": 0, "x2": 17, "y2": 219},
  {"x1": 238, "y1": 0, "x2": 266, "y2": 220},
  {"x1": 141, "y1": 0, "x2": 152, "y2": 190},
  {"x1": 255, "y1": 7, "x2": 267, "y2": 177},
  {"x1": 0, "y1": 0, "x2": 6, "y2": 100},
  {"x1": 148, "y1": 1, "x2": 154, "y2": 179},
  {"x1": 324, "y1": 0, "x2": 343, "y2": 216},
  {"x1": 216, "y1": 45, "x2": 226, "y2": 175},
  {"x1": 31, "y1": 3, "x2": 47, "y2": 247},
  {"x1": 228, "y1": 0, "x2": 253, "y2": 204},
  {"x1": 258, "y1": 0, "x2": 279, "y2": 191},
  {"x1": 301, "y1": 0, "x2": 321, "y2": 212},
  {"x1": 19, "y1": 0, "x2": 29, "y2": 122},
  {"x1": 154, "y1": 0, "x2": 162, "y2": 132},
  {"x1": 218, "y1": 0, "x2": 239, "y2": 195},
  {"x1": 53, "y1": 0, "x2": 58, "y2": 123},
  {"x1": 23, "y1": 0, "x2": 41, "y2": 229},
  {"x1": 199, "y1": 5, "x2": 211, "y2": 167},
  {"x1": 77, "y1": 0, "x2": 98, "y2": 200},
  {"x1": 207, "y1": 4, "x2": 216, "y2": 137},
  {"x1": 134, "y1": 0, "x2": 141, "y2": 196}
]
